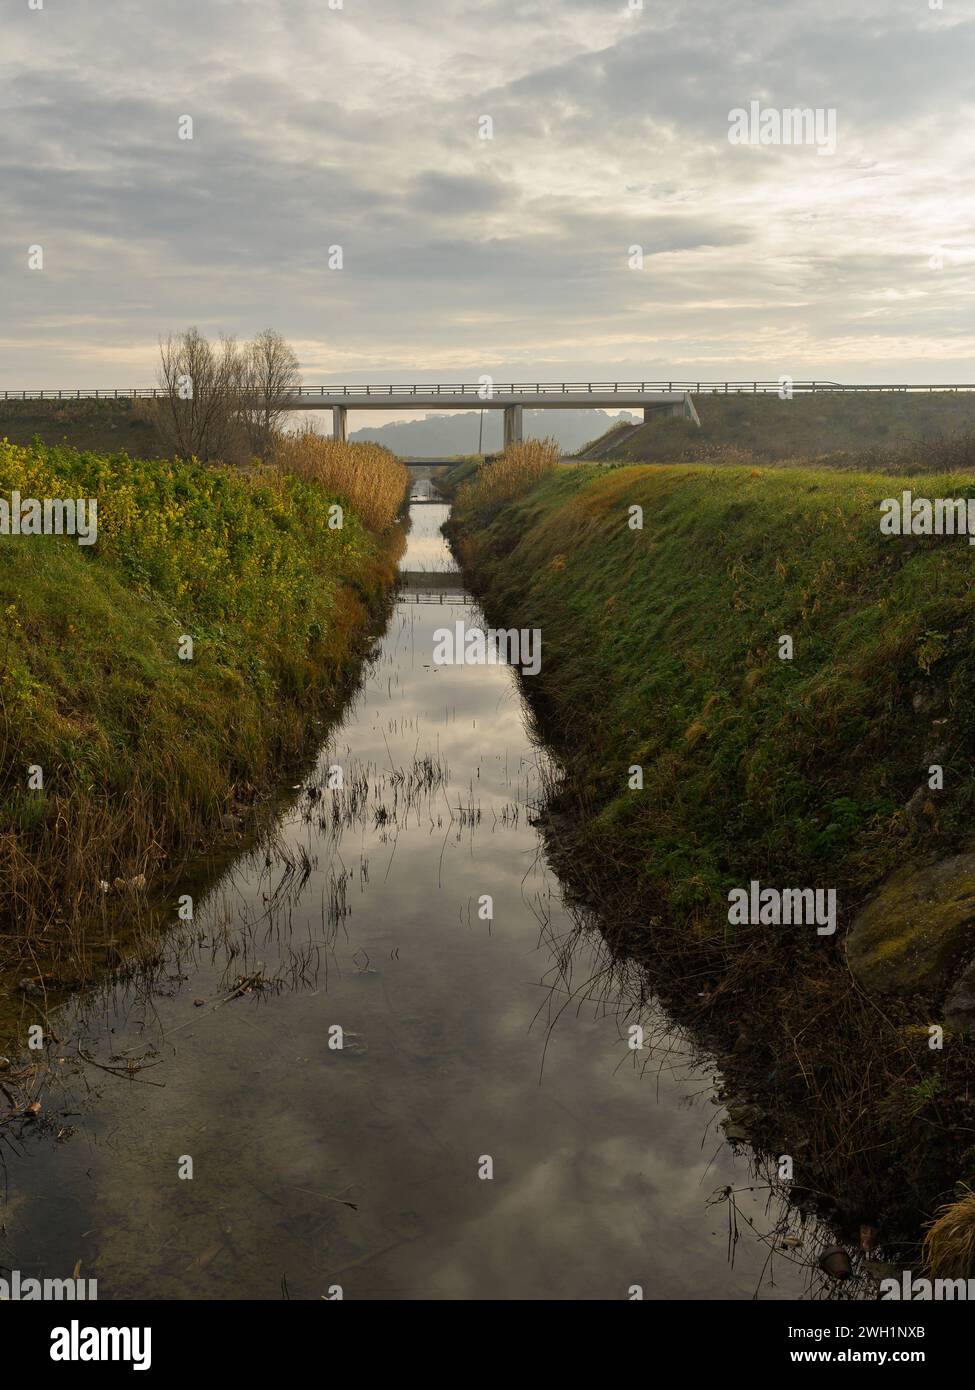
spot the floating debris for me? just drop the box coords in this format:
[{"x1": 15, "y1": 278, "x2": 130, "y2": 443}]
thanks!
[
  {"x1": 100, "y1": 873, "x2": 147, "y2": 894},
  {"x1": 818, "y1": 1246, "x2": 853, "y2": 1279}
]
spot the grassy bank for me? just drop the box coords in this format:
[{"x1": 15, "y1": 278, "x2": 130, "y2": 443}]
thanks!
[
  {"x1": 447, "y1": 456, "x2": 975, "y2": 1262},
  {"x1": 0, "y1": 398, "x2": 171, "y2": 458},
  {"x1": 430, "y1": 456, "x2": 483, "y2": 499},
  {"x1": 579, "y1": 391, "x2": 975, "y2": 468},
  {"x1": 0, "y1": 438, "x2": 406, "y2": 995}
]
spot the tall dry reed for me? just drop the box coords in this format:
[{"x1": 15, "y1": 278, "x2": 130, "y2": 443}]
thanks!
[
  {"x1": 923, "y1": 1190, "x2": 975, "y2": 1279},
  {"x1": 459, "y1": 438, "x2": 560, "y2": 512},
  {"x1": 274, "y1": 430, "x2": 408, "y2": 532}
]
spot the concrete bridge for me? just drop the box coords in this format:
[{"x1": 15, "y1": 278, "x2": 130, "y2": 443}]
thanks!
[
  {"x1": 281, "y1": 384, "x2": 700, "y2": 444},
  {"x1": 0, "y1": 381, "x2": 703, "y2": 445},
  {"x1": 10, "y1": 379, "x2": 975, "y2": 445}
]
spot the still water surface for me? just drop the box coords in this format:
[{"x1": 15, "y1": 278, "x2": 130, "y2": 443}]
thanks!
[{"x1": 1, "y1": 502, "x2": 814, "y2": 1299}]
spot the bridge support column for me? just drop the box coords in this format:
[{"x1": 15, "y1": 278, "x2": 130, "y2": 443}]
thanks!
[
  {"x1": 332, "y1": 406, "x2": 347, "y2": 442},
  {"x1": 644, "y1": 403, "x2": 680, "y2": 422},
  {"x1": 643, "y1": 394, "x2": 700, "y2": 427},
  {"x1": 503, "y1": 404, "x2": 523, "y2": 447}
]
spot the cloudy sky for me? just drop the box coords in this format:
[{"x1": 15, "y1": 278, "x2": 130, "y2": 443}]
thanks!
[{"x1": 3, "y1": 0, "x2": 975, "y2": 404}]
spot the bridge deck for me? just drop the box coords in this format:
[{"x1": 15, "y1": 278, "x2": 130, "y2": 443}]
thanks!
[
  {"x1": 6, "y1": 381, "x2": 975, "y2": 404},
  {"x1": 280, "y1": 389, "x2": 686, "y2": 410}
]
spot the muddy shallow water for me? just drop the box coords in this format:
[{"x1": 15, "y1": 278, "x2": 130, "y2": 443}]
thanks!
[{"x1": 1, "y1": 502, "x2": 826, "y2": 1300}]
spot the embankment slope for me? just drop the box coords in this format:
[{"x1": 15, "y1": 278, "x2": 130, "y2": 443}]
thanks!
[
  {"x1": 577, "y1": 391, "x2": 975, "y2": 466},
  {"x1": 448, "y1": 460, "x2": 975, "y2": 1253},
  {"x1": 0, "y1": 398, "x2": 171, "y2": 458},
  {"x1": 0, "y1": 440, "x2": 405, "y2": 994}
]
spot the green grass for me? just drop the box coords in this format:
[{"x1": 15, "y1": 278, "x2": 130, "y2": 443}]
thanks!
[
  {"x1": 448, "y1": 457, "x2": 975, "y2": 1245},
  {"x1": 452, "y1": 461, "x2": 975, "y2": 920},
  {"x1": 435, "y1": 456, "x2": 483, "y2": 497},
  {"x1": 0, "y1": 440, "x2": 402, "y2": 970}
]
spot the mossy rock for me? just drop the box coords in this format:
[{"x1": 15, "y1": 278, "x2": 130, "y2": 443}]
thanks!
[
  {"x1": 945, "y1": 956, "x2": 975, "y2": 1035},
  {"x1": 846, "y1": 853, "x2": 975, "y2": 996}
]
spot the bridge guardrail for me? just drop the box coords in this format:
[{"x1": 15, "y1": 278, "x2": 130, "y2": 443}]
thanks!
[{"x1": 4, "y1": 382, "x2": 975, "y2": 401}]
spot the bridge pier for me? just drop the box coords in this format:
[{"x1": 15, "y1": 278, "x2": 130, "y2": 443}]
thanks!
[
  {"x1": 332, "y1": 405, "x2": 347, "y2": 443},
  {"x1": 643, "y1": 392, "x2": 700, "y2": 427},
  {"x1": 503, "y1": 404, "x2": 523, "y2": 447},
  {"x1": 643, "y1": 403, "x2": 682, "y2": 423}
]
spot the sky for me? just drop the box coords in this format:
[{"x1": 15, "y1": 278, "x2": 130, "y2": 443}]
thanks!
[{"x1": 2, "y1": 0, "x2": 975, "y2": 412}]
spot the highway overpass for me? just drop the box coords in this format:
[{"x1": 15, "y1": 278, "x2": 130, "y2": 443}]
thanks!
[{"x1": 8, "y1": 380, "x2": 975, "y2": 444}]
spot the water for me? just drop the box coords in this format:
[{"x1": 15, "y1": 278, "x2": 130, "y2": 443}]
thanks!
[{"x1": 0, "y1": 502, "x2": 816, "y2": 1300}]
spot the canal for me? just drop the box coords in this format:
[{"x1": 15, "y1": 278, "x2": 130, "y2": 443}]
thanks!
[{"x1": 1, "y1": 500, "x2": 814, "y2": 1300}]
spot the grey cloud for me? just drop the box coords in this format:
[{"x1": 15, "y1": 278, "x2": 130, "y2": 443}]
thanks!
[
  {"x1": 411, "y1": 170, "x2": 514, "y2": 216},
  {"x1": 0, "y1": 0, "x2": 973, "y2": 387}
]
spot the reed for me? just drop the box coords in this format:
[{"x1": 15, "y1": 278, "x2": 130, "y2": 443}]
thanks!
[
  {"x1": 923, "y1": 1190, "x2": 975, "y2": 1279},
  {"x1": 457, "y1": 438, "x2": 560, "y2": 512},
  {"x1": 273, "y1": 430, "x2": 409, "y2": 533}
]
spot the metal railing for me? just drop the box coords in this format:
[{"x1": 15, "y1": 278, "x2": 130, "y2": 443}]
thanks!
[{"x1": 4, "y1": 381, "x2": 975, "y2": 401}]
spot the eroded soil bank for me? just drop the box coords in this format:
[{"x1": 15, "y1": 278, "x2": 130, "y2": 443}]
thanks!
[{"x1": 445, "y1": 461, "x2": 975, "y2": 1269}]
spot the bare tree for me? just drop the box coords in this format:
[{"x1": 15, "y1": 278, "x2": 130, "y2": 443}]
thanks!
[
  {"x1": 157, "y1": 327, "x2": 300, "y2": 464},
  {"x1": 156, "y1": 328, "x2": 244, "y2": 462},
  {"x1": 239, "y1": 329, "x2": 302, "y2": 460}
]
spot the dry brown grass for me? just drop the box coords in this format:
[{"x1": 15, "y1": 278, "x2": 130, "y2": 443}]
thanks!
[
  {"x1": 274, "y1": 430, "x2": 408, "y2": 532},
  {"x1": 459, "y1": 438, "x2": 560, "y2": 512},
  {"x1": 923, "y1": 1189, "x2": 975, "y2": 1278}
]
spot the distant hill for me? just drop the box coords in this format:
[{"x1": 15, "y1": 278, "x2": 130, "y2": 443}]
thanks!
[{"x1": 349, "y1": 409, "x2": 638, "y2": 457}]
